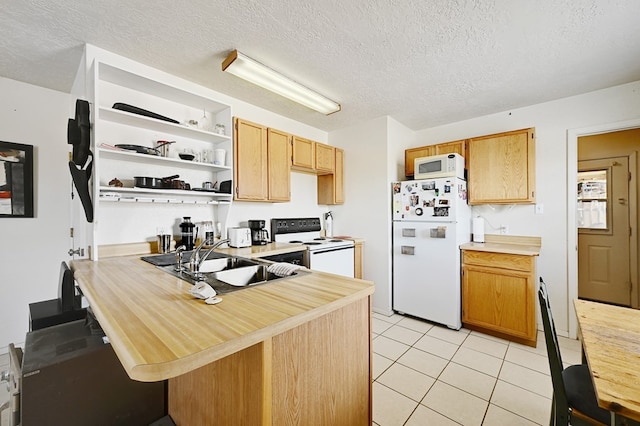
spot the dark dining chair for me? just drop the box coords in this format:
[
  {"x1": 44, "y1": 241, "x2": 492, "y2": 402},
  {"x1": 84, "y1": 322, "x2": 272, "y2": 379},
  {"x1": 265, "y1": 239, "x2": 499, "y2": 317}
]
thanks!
[{"x1": 538, "y1": 278, "x2": 610, "y2": 426}]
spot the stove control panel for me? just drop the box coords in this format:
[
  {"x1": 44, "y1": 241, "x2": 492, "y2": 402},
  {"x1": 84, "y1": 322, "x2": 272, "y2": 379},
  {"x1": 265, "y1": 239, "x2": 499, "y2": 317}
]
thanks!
[{"x1": 271, "y1": 217, "x2": 322, "y2": 236}]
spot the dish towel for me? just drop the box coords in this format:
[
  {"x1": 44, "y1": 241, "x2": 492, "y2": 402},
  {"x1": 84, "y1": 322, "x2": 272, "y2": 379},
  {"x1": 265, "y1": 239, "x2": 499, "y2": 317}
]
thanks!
[{"x1": 267, "y1": 262, "x2": 307, "y2": 277}]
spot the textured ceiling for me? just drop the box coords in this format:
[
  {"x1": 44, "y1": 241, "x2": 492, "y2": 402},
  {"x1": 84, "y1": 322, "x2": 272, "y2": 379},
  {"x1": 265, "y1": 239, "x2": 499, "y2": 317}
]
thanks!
[{"x1": 2, "y1": 0, "x2": 640, "y2": 132}]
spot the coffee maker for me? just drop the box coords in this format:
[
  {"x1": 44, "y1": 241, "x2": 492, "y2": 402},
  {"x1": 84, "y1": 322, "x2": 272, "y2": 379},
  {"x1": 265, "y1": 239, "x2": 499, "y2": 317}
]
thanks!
[{"x1": 248, "y1": 220, "x2": 269, "y2": 245}]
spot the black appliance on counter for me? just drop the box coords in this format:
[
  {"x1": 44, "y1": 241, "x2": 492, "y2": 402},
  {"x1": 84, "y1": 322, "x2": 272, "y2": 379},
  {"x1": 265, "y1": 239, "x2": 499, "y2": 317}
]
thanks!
[
  {"x1": 21, "y1": 317, "x2": 169, "y2": 425},
  {"x1": 260, "y1": 250, "x2": 306, "y2": 266},
  {"x1": 28, "y1": 261, "x2": 86, "y2": 331},
  {"x1": 248, "y1": 219, "x2": 269, "y2": 245}
]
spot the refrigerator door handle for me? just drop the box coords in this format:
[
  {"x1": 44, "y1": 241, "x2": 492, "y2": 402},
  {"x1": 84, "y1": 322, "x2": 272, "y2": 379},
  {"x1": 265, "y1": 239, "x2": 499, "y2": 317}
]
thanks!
[
  {"x1": 400, "y1": 246, "x2": 415, "y2": 255},
  {"x1": 401, "y1": 228, "x2": 416, "y2": 237}
]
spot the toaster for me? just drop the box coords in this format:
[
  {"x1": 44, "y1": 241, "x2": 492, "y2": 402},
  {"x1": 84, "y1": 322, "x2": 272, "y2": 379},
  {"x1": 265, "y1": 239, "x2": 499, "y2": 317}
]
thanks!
[{"x1": 228, "y1": 227, "x2": 252, "y2": 248}]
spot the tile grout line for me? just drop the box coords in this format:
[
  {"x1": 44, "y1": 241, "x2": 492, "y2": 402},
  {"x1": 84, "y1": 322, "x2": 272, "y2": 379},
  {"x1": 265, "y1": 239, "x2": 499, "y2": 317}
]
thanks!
[{"x1": 374, "y1": 318, "x2": 554, "y2": 426}]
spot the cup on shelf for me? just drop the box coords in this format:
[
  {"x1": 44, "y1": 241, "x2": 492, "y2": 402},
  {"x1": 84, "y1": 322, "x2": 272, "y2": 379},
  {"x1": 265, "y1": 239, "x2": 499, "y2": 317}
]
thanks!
[{"x1": 214, "y1": 149, "x2": 226, "y2": 166}]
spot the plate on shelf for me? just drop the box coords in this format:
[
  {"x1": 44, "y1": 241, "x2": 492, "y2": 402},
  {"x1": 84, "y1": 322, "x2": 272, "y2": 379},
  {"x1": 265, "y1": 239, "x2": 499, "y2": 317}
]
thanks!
[
  {"x1": 114, "y1": 144, "x2": 160, "y2": 156},
  {"x1": 191, "y1": 187, "x2": 223, "y2": 193}
]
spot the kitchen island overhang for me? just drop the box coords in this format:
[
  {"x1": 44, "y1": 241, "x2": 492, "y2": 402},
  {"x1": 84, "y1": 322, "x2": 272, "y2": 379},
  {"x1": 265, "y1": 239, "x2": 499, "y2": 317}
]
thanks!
[{"x1": 71, "y1": 254, "x2": 374, "y2": 425}]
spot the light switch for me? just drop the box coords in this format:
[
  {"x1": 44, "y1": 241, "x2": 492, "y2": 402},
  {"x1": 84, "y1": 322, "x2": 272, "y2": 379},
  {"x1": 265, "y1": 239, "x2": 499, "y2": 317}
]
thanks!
[{"x1": 535, "y1": 203, "x2": 544, "y2": 215}]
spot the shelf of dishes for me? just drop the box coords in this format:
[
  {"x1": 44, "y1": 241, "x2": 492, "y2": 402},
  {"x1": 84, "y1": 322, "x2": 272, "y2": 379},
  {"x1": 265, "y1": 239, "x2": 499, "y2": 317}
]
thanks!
[
  {"x1": 98, "y1": 146, "x2": 230, "y2": 170},
  {"x1": 99, "y1": 187, "x2": 232, "y2": 204},
  {"x1": 98, "y1": 107, "x2": 231, "y2": 144}
]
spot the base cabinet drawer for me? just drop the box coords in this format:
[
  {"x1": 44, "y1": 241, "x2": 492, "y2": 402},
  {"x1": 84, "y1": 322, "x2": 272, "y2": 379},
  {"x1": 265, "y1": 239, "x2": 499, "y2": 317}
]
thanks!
[{"x1": 462, "y1": 250, "x2": 534, "y2": 272}]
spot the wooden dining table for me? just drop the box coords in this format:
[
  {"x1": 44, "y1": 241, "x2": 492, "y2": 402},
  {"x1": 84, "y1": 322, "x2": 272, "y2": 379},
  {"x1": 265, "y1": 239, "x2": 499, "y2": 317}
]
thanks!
[{"x1": 574, "y1": 299, "x2": 640, "y2": 424}]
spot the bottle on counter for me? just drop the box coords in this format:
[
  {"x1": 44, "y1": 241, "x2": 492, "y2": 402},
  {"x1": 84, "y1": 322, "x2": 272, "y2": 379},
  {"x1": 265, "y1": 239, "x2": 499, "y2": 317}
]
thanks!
[
  {"x1": 215, "y1": 222, "x2": 222, "y2": 241},
  {"x1": 180, "y1": 217, "x2": 195, "y2": 250},
  {"x1": 202, "y1": 221, "x2": 214, "y2": 247},
  {"x1": 324, "y1": 211, "x2": 333, "y2": 237}
]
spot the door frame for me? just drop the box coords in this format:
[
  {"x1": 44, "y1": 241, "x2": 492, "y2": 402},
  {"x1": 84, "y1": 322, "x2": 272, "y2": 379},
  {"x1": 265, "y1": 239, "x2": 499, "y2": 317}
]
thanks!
[{"x1": 567, "y1": 118, "x2": 640, "y2": 338}]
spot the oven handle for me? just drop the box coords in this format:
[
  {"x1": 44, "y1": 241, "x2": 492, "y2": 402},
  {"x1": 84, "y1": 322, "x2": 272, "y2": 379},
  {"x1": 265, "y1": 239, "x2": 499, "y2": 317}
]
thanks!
[{"x1": 309, "y1": 246, "x2": 354, "y2": 255}]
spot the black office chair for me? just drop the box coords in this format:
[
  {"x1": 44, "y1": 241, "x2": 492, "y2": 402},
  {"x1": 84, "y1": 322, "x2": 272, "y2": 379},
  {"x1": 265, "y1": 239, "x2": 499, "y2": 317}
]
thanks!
[{"x1": 538, "y1": 278, "x2": 610, "y2": 426}]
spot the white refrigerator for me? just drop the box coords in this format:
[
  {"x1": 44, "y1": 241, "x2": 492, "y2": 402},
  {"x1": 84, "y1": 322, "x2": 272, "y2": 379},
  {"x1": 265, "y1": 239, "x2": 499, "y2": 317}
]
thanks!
[{"x1": 392, "y1": 178, "x2": 471, "y2": 329}]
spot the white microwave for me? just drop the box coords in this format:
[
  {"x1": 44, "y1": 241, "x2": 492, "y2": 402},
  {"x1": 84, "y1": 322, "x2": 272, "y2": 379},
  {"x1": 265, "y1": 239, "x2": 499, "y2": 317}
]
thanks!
[{"x1": 414, "y1": 153, "x2": 465, "y2": 179}]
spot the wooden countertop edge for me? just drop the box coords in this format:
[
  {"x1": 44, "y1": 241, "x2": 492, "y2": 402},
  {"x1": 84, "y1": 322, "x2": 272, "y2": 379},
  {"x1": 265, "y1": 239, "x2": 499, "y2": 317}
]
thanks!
[
  {"x1": 460, "y1": 234, "x2": 541, "y2": 256},
  {"x1": 73, "y1": 257, "x2": 374, "y2": 382},
  {"x1": 128, "y1": 285, "x2": 374, "y2": 381}
]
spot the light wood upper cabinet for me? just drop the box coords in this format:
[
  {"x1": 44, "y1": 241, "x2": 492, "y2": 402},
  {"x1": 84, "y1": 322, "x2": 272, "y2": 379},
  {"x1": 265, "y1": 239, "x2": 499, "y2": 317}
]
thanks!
[
  {"x1": 315, "y1": 143, "x2": 335, "y2": 174},
  {"x1": 267, "y1": 128, "x2": 291, "y2": 202},
  {"x1": 318, "y1": 147, "x2": 344, "y2": 205},
  {"x1": 234, "y1": 118, "x2": 268, "y2": 200},
  {"x1": 404, "y1": 139, "x2": 466, "y2": 178},
  {"x1": 467, "y1": 128, "x2": 535, "y2": 204},
  {"x1": 234, "y1": 118, "x2": 290, "y2": 202},
  {"x1": 437, "y1": 140, "x2": 467, "y2": 162},
  {"x1": 291, "y1": 136, "x2": 315, "y2": 171},
  {"x1": 405, "y1": 146, "x2": 436, "y2": 178},
  {"x1": 335, "y1": 147, "x2": 345, "y2": 204}
]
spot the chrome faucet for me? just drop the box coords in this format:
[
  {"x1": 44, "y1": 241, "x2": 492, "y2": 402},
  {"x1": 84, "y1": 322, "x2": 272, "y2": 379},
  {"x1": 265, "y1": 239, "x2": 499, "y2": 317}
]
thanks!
[
  {"x1": 174, "y1": 245, "x2": 187, "y2": 272},
  {"x1": 188, "y1": 238, "x2": 230, "y2": 278}
]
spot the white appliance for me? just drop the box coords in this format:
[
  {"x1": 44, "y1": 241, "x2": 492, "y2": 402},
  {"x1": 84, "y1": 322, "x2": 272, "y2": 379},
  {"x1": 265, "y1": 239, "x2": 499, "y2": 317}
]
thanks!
[
  {"x1": 392, "y1": 177, "x2": 471, "y2": 329},
  {"x1": 228, "y1": 227, "x2": 252, "y2": 248},
  {"x1": 414, "y1": 153, "x2": 465, "y2": 180},
  {"x1": 271, "y1": 217, "x2": 355, "y2": 278}
]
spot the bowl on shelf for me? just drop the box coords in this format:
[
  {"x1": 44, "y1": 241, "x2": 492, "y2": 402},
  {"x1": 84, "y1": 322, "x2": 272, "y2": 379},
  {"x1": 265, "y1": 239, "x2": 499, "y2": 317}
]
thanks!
[{"x1": 179, "y1": 153, "x2": 195, "y2": 161}]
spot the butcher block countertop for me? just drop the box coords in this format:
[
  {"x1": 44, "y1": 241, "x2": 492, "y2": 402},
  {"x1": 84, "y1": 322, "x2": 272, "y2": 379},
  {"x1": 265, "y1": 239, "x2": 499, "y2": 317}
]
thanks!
[
  {"x1": 460, "y1": 234, "x2": 541, "y2": 256},
  {"x1": 71, "y1": 254, "x2": 374, "y2": 382}
]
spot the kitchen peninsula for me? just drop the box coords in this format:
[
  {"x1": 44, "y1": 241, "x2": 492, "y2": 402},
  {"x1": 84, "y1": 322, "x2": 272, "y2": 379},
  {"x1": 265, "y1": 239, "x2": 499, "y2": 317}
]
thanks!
[{"x1": 71, "y1": 252, "x2": 374, "y2": 425}]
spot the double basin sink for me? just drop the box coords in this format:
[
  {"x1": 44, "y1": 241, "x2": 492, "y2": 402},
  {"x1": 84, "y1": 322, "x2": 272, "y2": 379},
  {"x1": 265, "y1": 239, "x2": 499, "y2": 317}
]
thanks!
[{"x1": 158, "y1": 253, "x2": 307, "y2": 294}]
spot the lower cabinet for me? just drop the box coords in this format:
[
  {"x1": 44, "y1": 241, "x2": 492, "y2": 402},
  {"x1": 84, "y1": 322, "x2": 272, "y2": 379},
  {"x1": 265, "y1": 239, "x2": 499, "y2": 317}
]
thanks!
[
  {"x1": 168, "y1": 296, "x2": 372, "y2": 425},
  {"x1": 354, "y1": 240, "x2": 364, "y2": 279},
  {"x1": 461, "y1": 250, "x2": 537, "y2": 346}
]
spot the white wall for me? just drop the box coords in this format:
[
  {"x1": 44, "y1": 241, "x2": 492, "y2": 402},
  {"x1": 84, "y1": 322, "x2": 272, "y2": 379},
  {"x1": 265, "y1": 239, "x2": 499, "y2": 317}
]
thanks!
[
  {"x1": 0, "y1": 77, "x2": 71, "y2": 352},
  {"x1": 330, "y1": 116, "x2": 414, "y2": 314},
  {"x1": 412, "y1": 80, "x2": 640, "y2": 336}
]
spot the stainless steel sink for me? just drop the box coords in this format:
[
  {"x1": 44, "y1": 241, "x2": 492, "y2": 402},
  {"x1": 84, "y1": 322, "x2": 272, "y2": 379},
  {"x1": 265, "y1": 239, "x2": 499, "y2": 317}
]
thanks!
[
  {"x1": 157, "y1": 254, "x2": 308, "y2": 294},
  {"x1": 212, "y1": 264, "x2": 270, "y2": 287},
  {"x1": 198, "y1": 257, "x2": 258, "y2": 273}
]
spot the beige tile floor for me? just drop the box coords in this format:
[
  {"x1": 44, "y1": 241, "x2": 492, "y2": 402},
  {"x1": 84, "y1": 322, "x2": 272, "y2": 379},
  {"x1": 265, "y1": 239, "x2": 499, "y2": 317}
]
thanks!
[
  {"x1": 0, "y1": 316, "x2": 580, "y2": 426},
  {"x1": 372, "y1": 312, "x2": 582, "y2": 426}
]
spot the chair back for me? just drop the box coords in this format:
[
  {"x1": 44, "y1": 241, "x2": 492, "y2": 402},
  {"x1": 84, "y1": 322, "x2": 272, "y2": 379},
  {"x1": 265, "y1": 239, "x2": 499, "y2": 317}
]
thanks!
[{"x1": 538, "y1": 278, "x2": 569, "y2": 414}]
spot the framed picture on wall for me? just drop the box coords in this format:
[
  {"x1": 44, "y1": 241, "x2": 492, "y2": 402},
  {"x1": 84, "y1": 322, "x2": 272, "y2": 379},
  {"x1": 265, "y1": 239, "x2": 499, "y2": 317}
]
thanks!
[{"x1": 0, "y1": 141, "x2": 34, "y2": 218}]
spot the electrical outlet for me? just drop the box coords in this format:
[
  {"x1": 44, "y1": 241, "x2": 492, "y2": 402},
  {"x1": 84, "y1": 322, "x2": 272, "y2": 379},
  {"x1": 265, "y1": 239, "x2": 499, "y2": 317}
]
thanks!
[{"x1": 500, "y1": 225, "x2": 509, "y2": 235}]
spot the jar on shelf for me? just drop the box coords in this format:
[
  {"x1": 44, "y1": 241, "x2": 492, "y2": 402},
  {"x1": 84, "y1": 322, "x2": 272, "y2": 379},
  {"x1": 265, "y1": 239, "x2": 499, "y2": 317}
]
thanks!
[{"x1": 214, "y1": 124, "x2": 226, "y2": 135}]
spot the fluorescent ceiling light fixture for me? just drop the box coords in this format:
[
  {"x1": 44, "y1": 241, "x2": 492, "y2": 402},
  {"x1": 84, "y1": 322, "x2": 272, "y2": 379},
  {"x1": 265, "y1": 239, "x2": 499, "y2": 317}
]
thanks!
[{"x1": 222, "y1": 50, "x2": 341, "y2": 115}]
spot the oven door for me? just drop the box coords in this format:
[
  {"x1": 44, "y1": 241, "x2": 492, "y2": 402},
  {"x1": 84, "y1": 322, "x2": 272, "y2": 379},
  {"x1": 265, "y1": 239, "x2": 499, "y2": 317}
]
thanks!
[{"x1": 308, "y1": 246, "x2": 355, "y2": 278}]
